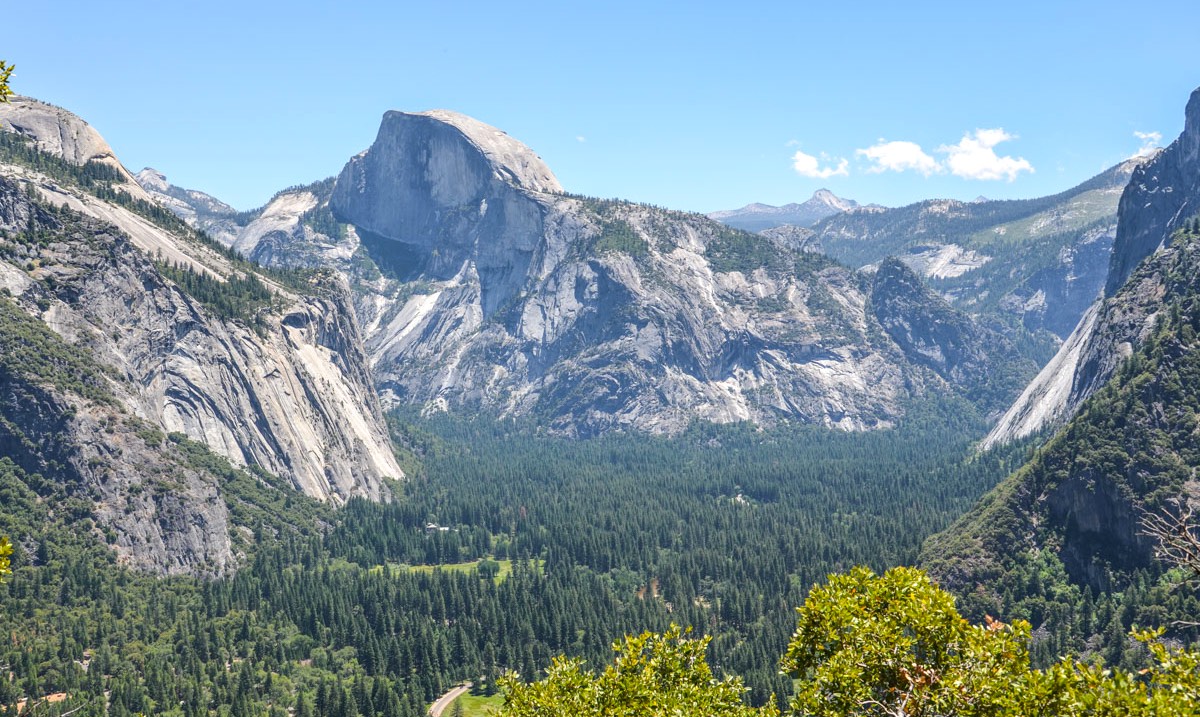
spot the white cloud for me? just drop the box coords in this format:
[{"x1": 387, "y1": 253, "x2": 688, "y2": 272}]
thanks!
[
  {"x1": 1131, "y1": 130, "x2": 1162, "y2": 158},
  {"x1": 791, "y1": 149, "x2": 849, "y2": 178},
  {"x1": 938, "y1": 129, "x2": 1034, "y2": 182},
  {"x1": 576, "y1": 135, "x2": 587, "y2": 143},
  {"x1": 856, "y1": 140, "x2": 941, "y2": 176}
]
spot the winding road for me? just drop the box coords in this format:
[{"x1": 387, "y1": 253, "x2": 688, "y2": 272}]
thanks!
[{"x1": 428, "y1": 682, "x2": 473, "y2": 717}]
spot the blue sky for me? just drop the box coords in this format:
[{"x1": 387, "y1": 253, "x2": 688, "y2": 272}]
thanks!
[{"x1": 6, "y1": 1, "x2": 1199, "y2": 212}]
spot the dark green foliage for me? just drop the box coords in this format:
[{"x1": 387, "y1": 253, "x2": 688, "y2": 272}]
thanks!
[
  {"x1": 0, "y1": 293, "x2": 114, "y2": 404},
  {"x1": 330, "y1": 403, "x2": 1020, "y2": 705},
  {"x1": 592, "y1": 219, "x2": 648, "y2": 257},
  {"x1": 0, "y1": 130, "x2": 123, "y2": 188},
  {"x1": 155, "y1": 260, "x2": 276, "y2": 328},
  {"x1": 705, "y1": 227, "x2": 789, "y2": 274},
  {"x1": 0, "y1": 400, "x2": 1023, "y2": 715}
]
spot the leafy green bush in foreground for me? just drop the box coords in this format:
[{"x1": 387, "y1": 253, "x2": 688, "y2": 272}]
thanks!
[{"x1": 500, "y1": 566, "x2": 1200, "y2": 717}]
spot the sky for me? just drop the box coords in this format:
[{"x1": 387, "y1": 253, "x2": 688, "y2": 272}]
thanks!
[{"x1": 5, "y1": 1, "x2": 1200, "y2": 213}]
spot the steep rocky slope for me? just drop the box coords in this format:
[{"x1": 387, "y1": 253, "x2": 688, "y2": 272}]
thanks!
[
  {"x1": 869, "y1": 258, "x2": 1036, "y2": 413},
  {"x1": 985, "y1": 88, "x2": 1200, "y2": 448},
  {"x1": 1106, "y1": 90, "x2": 1200, "y2": 295},
  {"x1": 0, "y1": 96, "x2": 144, "y2": 191},
  {"x1": 0, "y1": 98, "x2": 402, "y2": 572},
  {"x1": 135, "y1": 167, "x2": 244, "y2": 246},
  {"x1": 925, "y1": 225, "x2": 1200, "y2": 602},
  {"x1": 922, "y1": 88, "x2": 1200, "y2": 660}
]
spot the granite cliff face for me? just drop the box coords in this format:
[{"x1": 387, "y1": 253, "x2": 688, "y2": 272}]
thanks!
[
  {"x1": 332, "y1": 110, "x2": 561, "y2": 317},
  {"x1": 134, "y1": 167, "x2": 243, "y2": 246},
  {"x1": 927, "y1": 88, "x2": 1200, "y2": 617},
  {"x1": 926, "y1": 227, "x2": 1200, "y2": 603},
  {"x1": 217, "y1": 109, "x2": 1031, "y2": 436},
  {"x1": 136, "y1": 107, "x2": 1036, "y2": 436},
  {"x1": 1105, "y1": 89, "x2": 1200, "y2": 296},
  {"x1": 985, "y1": 88, "x2": 1200, "y2": 448},
  {"x1": 0, "y1": 100, "x2": 402, "y2": 573},
  {"x1": 869, "y1": 258, "x2": 1034, "y2": 413},
  {"x1": 0, "y1": 96, "x2": 144, "y2": 190}
]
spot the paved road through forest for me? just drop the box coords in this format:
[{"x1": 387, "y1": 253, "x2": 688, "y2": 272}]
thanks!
[{"x1": 428, "y1": 682, "x2": 473, "y2": 717}]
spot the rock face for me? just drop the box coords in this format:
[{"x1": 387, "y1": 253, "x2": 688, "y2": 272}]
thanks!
[
  {"x1": 0, "y1": 101, "x2": 403, "y2": 573},
  {"x1": 134, "y1": 167, "x2": 243, "y2": 246},
  {"x1": 985, "y1": 88, "x2": 1200, "y2": 448},
  {"x1": 0, "y1": 353, "x2": 238, "y2": 577},
  {"x1": 144, "y1": 107, "x2": 1036, "y2": 437},
  {"x1": 0, "y1": 177, "x2": 237, "y2": 575},
  {"x1": 759, "y1": 224, "x2": 821, "y2": 253},
  {"x1": 925, "y1": 227, "x2": 1200, "y2": 602},
  {"x1": 0, "y1": 96, "x2": 144, "y2": 192},
  {"x1": 332, "y1": 110, "x2": 561, "y2": 317},
  {"x1": 869, "y1": 259, "x2": 1030, "y2": 411},
  {"x1": 1105, "y1": 88, "x2": 1200, "y2": 295},
  {"x1": 236, "y1": 109, "x2": 1032, "y2": 436},
  {"x1": 982, "y1": 256, "x2": 1166, "y2": 448}
]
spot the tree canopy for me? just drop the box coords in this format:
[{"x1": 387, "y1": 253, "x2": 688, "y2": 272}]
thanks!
[
  {"x1": 0, "y1": 536, "x2": 10, "y2": 584},
  {"x1": 783, "y1": 565, "x2": 1035, "y2": 717},
  {"x1": 0, "y1": 61, "x2": 12, "y2": 102},
  {"x1": 497, "y1": 626, "x2": 777, "y2": 717},
  {"x1": 498, "y1": 566, "x2": 1200, "y2": 716}
]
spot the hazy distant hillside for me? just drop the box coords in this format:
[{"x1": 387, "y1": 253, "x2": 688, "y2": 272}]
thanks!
[{"x1": 812, "y1": 160, "x2": 1143, "y2": 339}]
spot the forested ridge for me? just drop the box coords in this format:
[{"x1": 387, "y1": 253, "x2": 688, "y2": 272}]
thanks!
[{"x1": 924, "y1": 223, "x2": 1200, "y2": 669}]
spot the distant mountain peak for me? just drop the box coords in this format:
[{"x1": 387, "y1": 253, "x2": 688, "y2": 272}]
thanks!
[
  {"x1": 135, "y1": 167, "x2": 171, "y2": 193},
  {"x1": 709, "y1": 189, "x2": 860, "y2": 231},
  {"x1": 811, "y1": 188, "x2": 857, "y2": 212}
]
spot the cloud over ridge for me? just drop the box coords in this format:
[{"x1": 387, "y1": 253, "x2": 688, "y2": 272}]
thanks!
[
  {"x1": 796, "y1": 128, "x2": 1036, "y2": 181},
  {"x1": 938, "y1": 129, "x2": 1033, "y2": 182},
  {"x1": 792, "y1": 149, "x2": 850, "y2": 178},
  {"x1": 856, "y1": 140, "x2": 941, "y2": 176}
]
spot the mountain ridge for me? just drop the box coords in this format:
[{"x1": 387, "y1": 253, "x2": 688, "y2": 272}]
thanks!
[{"x1": 708, "y1": 189, "x2": 863, "y2": 231}]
